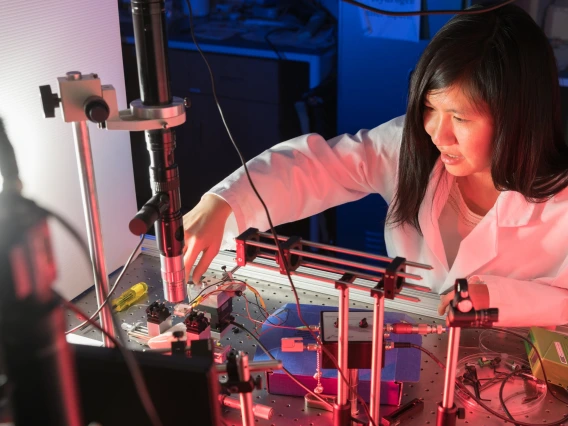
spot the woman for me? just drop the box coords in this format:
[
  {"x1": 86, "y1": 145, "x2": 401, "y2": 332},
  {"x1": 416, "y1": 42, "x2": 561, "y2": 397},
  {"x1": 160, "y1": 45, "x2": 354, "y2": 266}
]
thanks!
[{"x1": 182, "y1": 4, "x2": 568, "y2": 327}]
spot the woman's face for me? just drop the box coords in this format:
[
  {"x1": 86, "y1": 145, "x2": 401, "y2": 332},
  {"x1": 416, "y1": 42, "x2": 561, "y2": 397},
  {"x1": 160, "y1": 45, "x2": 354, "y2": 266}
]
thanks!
[{"x1": 423, "y1": 84, "x2": 494, "y2": 179}]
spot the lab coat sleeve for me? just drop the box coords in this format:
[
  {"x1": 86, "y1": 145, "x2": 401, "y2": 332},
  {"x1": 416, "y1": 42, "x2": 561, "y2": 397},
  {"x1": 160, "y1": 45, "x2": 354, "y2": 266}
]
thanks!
[
  {"x1": 470, "y1": 266, "x2": 568, "y2": 327},
  {"x1": 206, "y1": 116, "x2": 404, "y2": 248}
]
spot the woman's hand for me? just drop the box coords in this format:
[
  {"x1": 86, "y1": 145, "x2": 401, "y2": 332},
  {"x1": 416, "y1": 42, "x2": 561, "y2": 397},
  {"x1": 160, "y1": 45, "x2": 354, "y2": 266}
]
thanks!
[
  {"x1": 437, "y1": 283, "x2": 490, "y2": 315},
  {"x1": 182, "y1": 194, "x2": 233, "y2": 284}
]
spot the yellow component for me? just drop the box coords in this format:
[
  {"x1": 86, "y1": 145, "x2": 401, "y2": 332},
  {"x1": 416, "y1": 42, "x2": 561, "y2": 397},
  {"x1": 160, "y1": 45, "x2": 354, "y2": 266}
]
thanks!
[
  {"x1": 112, "y1": 282, "x2": 148, "y2": 312},
  {"x1": 244, "y1": 283, "x2": 266, "y2": 311}
]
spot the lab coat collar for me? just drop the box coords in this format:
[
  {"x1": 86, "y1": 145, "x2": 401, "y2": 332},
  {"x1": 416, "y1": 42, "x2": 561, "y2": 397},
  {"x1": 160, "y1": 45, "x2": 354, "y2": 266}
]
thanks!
[
  {"x1": 495, "y1": 190, "x2": 536, "y2": 227},
  {"x1": 418, "y1": 161, "x2": 452, "y2": 272},
  {"x1": 419, "y1": 160, "x2": 536, "y2": 286}
]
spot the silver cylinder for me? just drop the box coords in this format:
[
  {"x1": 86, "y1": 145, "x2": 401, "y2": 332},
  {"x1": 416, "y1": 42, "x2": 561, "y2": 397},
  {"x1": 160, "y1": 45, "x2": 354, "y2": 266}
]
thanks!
[
  {"x1": 219, "y1": 395, "x2": 274, "y2": 420},
  {"x1": 72, "y1": 121, "x2": 114, "y2": 347},
  {"x1": 442, "y1": 327, "x2": 461, "y2": 408},
  {"x1": 369, "y1": 294, "x2": 385, "y2": 424},
  {"x1": 237, "y1": 352, "x2": 255, "y2": 426},
  {"x1": 337, "y1": 285, "x2": 350, "y2": 406},
  {"x1": 160, "y1": 253, "x2": 185, "y2": 302},
  {"x1": 349, "y1": 369, "x2": 359, "y2": 418}
]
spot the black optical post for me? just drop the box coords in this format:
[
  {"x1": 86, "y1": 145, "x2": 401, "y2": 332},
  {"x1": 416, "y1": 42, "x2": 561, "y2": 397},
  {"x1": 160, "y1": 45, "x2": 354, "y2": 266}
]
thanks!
[{"x1": 131, "y1": 0, "x2": 186, "y2": 303}]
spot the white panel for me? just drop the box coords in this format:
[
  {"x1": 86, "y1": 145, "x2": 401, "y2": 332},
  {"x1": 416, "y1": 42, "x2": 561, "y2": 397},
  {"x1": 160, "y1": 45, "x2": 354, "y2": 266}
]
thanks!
[{"x1": 0, "y1": 1, "x2": 139, "y2": 299}]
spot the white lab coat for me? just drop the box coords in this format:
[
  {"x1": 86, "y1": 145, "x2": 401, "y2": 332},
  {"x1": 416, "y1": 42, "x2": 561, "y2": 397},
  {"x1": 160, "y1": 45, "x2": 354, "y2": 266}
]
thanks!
[{"x1": 208, "y1": 115, "x2": 568, "y2": 327}]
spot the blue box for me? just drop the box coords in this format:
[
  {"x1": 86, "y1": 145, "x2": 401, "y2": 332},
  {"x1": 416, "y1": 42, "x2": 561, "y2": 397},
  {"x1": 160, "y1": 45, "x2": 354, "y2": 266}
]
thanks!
[{"x1": 253, "y1": 304, "x2": 422, "y2": 406}]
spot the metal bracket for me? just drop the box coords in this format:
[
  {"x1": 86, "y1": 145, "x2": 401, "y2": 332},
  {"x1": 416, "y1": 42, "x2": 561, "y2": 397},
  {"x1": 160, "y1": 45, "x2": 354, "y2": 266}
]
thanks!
[
  {"x1": 304, "y1": 393, "x2": 335, "y2": 412},
  {"x1": 275, "y1": 236, "x2": 303, "y2": 274},
  {"x1": 235, "y1": 228, "x2": 260, "y2": 266},
  {"x1": 45, "y1": 71, "x2": 187, "y2": 130},
  {"x1": 103, "y1": 85, "x2": 186, "y2": 131},
  {"x1": 382, "y1": 256, "x2": 406, "y2": 300}
]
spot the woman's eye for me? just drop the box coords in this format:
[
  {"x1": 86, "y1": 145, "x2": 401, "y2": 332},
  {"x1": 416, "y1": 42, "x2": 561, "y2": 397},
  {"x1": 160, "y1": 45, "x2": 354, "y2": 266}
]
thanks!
[{"x1": 453, "y1": 116, "x2": 468, "y2": 123}]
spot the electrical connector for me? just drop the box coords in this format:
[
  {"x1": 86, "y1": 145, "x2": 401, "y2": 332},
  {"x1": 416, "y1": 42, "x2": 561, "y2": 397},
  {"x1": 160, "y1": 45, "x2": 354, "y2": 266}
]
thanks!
[
  {"x1": 281, "y1": 337, "x2": 318, "y2": 352},
  {"x1": 385, "y1": 323, "x2": 446, "y2": 335},
  {"x1": 281, "y1": 337, "x2": 304, "y2": 352},
  {"x1": 173, "y1": 303, "x2": 192, "y2": 317}
]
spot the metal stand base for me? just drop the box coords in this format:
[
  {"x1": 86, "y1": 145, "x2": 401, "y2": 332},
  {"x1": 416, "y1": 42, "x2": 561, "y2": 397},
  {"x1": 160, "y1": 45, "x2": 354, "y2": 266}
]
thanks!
[
  {"x1": 333, "y1": 402, "x2": 352, "y2": 426},
  {"x1": 436, "y1": 402, "x2": 463, "y2": 426}
]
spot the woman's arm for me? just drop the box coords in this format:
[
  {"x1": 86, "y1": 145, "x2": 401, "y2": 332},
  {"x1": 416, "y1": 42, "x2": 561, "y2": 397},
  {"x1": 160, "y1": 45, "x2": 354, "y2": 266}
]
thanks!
[{"x1": 208, "y1": 116, "x2": 404, "y2": 237}]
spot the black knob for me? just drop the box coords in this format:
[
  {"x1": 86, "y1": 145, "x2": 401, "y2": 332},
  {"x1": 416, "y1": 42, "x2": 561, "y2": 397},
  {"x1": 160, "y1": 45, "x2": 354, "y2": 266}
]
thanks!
[
  {"x1": 39, "y1": 85, "x2": 60, "y2": 118},
  {"x1": 129, "y1": 193, "x2": 170, "y2": 236},
  {"x1": 359, "y1": 318, "x2": 368, "y2": 328},
  {"x1": 173, "y1": 330, "x2": 184, "y2": 339},
  {"x1": 84, "y1": 96, "x2": 109, "y2": 123}
]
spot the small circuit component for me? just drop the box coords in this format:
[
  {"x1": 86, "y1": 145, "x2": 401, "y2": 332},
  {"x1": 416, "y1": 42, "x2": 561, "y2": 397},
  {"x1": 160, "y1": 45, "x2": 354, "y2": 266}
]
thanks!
[
  {"x1": 146, "y1": 301, "x2": 172, "y2": 337},
  {"x1": 173, "y1": 303, "x2": 192, "y2": 317},
  {"x1": 213, "y1": 343, "x2": 232, "y2": 364},
  {"x1": 184, "y1": 311, "x2": 211, "y2": 342}
]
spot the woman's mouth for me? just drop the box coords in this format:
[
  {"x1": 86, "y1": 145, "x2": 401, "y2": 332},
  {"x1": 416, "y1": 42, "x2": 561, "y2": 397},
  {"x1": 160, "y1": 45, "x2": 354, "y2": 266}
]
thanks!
[{"x1": 441, "y1": 153, "x2": 464, "y2": 165}]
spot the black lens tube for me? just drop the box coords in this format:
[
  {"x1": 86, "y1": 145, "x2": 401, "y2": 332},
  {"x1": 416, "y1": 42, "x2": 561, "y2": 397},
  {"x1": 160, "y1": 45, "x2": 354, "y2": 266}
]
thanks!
[{"x1": 131, "y1": 0, "x2": 186, "y2": 302}]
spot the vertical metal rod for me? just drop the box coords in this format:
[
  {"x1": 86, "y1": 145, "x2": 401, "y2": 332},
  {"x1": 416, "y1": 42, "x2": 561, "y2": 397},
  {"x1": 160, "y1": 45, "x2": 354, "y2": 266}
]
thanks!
[
  {"x1": 237, "y1": 352, "x2": 255, "y2": 426},
  {"x1": 369, "y1": 293, "x2": 385, "y2": 424},
  {"x1": 442, "y1": 327, "x2": 461, "y2": 408},
  {"x1": 349, "y1": 369, "x2": 359, "y2": 418},
  {"x1": 72, "y1": 121, "x2": 114, "y2": 347},
  {"x1": 337, "y1": 285, "x2": 350, "y2": 405}
]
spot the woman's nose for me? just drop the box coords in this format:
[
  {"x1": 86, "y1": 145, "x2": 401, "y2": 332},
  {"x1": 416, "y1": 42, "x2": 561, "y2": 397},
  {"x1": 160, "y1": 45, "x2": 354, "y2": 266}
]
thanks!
[{"x1": 427, "y1": 116, "x2": 455, "y2": 147}]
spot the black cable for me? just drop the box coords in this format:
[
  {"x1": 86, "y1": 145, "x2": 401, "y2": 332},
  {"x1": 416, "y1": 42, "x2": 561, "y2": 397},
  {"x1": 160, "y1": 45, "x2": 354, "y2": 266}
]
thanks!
[
  {"x1": 60, "y1": 295, "x2": 121, "y2": 345},
  {"x1": 498, "y1": 370, "x2": 521, "y2": 426},
  {"x1": 45, "y1": 207, "x2": 163, "y2": 426},
  {"x1": 341, "y1": 0, "x2": 516, "y2": 16},
  {"x1": 229, "y1": 320, "x2": 334, "y2": 411},
  {"x1": 393, "y1": 342, "x2": 445, "y2": 369},
  {"x1": 264, "y1": 27, "x2": 298, "y2": 61},
  {"x1": 490, "y1": 327, "x2": 568, "y2": 407},
  {"x1": 187, "y1": 278, "x2": 232, "y2": 306},
  {"x1": 66, "y1": 234, "x2": 146, "y2": 334},
  {"x1": 231, "y1": 278, "x2": 290, "y2": 327}
]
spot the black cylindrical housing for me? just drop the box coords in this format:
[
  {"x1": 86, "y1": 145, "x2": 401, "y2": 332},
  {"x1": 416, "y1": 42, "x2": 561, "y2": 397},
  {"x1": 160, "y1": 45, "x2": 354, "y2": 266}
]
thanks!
[
  {"x1": 0, "y1": 194, "x2": 83, "y2": 426},
  {"x1": 146, "y1": 129, "x2": 185, "y2": 257},
  {"x1": 131, "y1": 0, "x2": 172, "y2": 105}
]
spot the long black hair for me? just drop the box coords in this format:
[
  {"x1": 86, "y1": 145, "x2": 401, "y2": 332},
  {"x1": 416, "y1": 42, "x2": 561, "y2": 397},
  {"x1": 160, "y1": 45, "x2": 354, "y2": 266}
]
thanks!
[{"x1": 387, "y1": 4, "x2": 568, "y2": 233}]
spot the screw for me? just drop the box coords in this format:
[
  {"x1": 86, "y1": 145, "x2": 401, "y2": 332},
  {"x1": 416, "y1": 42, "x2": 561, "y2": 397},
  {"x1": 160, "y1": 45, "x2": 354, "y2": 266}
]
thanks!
[
  {"x1": 66, "y1": 71, "x2": 82, "y2": 81},
  {"x1": 162, "y1": 122, "x2": 168, "y2": 129},
  {"x1": 183, "y1": 97, "x2": 190, "y2": 108}
]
